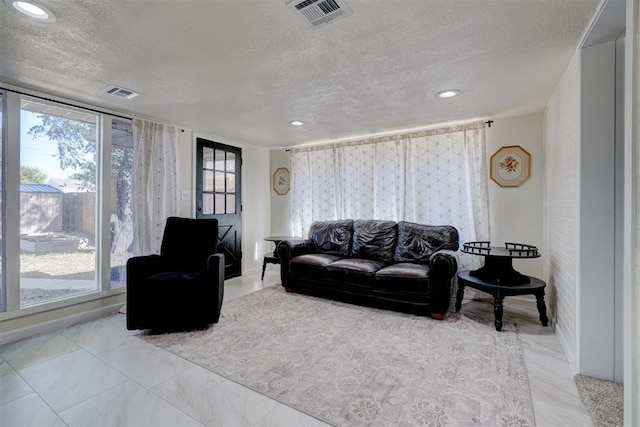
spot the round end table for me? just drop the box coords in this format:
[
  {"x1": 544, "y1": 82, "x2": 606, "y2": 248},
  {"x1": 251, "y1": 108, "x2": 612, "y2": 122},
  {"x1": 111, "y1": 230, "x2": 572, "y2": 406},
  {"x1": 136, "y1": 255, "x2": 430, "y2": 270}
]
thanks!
[{"x1": 455, "y1": 270, "x2": 549, "y2": 332}]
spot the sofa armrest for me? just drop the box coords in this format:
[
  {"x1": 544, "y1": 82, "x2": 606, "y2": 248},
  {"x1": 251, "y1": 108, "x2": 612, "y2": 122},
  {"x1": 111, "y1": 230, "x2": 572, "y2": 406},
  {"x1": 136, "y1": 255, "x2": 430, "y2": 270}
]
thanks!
[
  {"x1": 278, "y1": 239, "x2": 314, "y2": 288},
  {"x1": 278, "y1": 239, "x2": 315, "y2": 259},
  {"x1": 429, "y1": 249, "x2": 459, "y2": 280},
  {"x1": 428, "y1": 250, "x2": 459, "y2": 317}
]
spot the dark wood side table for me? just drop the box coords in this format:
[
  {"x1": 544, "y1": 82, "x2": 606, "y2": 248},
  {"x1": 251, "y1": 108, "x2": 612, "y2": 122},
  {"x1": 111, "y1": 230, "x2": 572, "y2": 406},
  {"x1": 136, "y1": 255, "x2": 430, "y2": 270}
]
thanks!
[
  {"x1": 455, "y1": 271, "x2": 549, "y2": 331},
  {"x1": 462, "y1": 241, "x2": 540, "y2": 285},
  {"x1": 262, "y1": 236, "x2": 302, "y2": 280}
]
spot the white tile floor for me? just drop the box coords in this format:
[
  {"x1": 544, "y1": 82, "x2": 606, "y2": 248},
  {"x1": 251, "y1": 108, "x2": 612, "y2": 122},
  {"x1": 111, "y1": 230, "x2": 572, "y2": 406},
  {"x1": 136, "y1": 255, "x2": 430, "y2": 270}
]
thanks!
[{"x1": 0, "y1": 268, "x2": 592, "y2": 426}]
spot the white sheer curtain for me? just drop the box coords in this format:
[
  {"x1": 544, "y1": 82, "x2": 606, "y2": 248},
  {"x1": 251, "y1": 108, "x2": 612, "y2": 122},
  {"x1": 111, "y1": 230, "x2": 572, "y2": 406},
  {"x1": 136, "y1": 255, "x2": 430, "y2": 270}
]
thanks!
[
  {"x1": 290, "y1": 122, "x2": 489, "y2": 269},
  {"x1": 132, "y1": 119, "x2": 179, "y2": 255}
]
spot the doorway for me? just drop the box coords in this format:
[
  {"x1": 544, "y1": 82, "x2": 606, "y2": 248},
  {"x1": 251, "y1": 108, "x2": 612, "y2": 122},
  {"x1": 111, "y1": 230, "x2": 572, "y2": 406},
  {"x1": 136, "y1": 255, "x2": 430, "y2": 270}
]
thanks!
[{"x1": 195, "y1": 138, "x2": 242, "y2": 279}]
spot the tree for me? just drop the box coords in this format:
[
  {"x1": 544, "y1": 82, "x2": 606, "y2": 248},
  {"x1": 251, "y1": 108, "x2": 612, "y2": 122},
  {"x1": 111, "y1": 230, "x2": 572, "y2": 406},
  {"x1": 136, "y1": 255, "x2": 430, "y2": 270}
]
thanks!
[
  {"x1": 28, "y1": 114, "x2": 134, "y2": 219},
  {"x1": 28, "y1": 114, "x2": 96, "y2": 190},
  {"x1": 20, "y1": 166, "x2": 48, "y2": 184}
]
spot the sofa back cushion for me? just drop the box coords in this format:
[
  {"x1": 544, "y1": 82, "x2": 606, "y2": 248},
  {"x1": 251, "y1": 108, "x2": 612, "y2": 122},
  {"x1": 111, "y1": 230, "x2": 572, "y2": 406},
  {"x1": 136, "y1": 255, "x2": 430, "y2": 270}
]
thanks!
[
  {"x1": 308, "y1": 220, "x2": 353, "y2": 255},
  {"x1": 394, "y1": 221, "x2": 459, "y2": 262},
  {"x1": 351, "y1": 220, "x2": 397, "y2": 261}
]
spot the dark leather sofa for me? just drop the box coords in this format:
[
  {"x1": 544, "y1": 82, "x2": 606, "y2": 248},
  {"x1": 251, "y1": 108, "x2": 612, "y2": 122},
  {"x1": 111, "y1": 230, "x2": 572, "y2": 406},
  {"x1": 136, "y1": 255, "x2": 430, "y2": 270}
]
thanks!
[{"x1": 278, "y1": 219, "x2": 459, "y2": 318}]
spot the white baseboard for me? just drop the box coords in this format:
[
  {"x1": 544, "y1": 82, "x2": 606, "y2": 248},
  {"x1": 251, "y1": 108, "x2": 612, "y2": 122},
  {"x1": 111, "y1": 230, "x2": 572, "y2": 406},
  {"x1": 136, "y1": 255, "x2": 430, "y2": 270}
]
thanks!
[
  {"x1": 0, "y1": 303, "x2": 123, "y2": 346},
  {"x1": 555, "y1": 323, "x2": 578, "y2": 374}
]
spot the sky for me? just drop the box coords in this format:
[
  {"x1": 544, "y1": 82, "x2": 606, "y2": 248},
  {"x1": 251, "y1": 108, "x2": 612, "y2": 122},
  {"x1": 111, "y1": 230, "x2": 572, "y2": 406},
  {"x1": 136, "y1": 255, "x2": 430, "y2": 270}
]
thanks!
[{"x1": 20, "y1": 110, "x2": 85, "y2": 181}]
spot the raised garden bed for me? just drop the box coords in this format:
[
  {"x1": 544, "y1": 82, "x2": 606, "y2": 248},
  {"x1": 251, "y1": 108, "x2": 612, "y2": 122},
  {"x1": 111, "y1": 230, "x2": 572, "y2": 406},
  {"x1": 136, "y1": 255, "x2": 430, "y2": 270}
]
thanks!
[{"x1": 20, "y1": 234, "x2": 81, "y2": 254}]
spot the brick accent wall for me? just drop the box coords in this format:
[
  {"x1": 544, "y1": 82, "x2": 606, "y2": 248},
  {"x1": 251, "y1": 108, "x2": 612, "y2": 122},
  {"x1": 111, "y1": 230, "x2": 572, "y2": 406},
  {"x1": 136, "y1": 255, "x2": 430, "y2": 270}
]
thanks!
[{"x1": 544, "y1": 57, "x2": 580, "y2": 367}]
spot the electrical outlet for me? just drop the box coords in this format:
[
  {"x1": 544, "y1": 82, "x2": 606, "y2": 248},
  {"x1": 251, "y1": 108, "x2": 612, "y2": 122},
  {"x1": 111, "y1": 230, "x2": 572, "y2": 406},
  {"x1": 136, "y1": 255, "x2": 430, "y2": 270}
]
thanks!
[{"x1": 181, "y1": 190, "x2": 190, "y2": 201}]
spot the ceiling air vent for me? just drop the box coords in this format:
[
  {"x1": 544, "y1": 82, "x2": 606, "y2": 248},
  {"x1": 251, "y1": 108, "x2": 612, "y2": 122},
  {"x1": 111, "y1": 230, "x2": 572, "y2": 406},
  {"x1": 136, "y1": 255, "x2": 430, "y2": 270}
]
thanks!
[
  {"x1": 286, "y1": 0, "x2": 352, "y2": 29},
  {"x1": 103, "y1": 85, "x2": 140, "y2": 100}
]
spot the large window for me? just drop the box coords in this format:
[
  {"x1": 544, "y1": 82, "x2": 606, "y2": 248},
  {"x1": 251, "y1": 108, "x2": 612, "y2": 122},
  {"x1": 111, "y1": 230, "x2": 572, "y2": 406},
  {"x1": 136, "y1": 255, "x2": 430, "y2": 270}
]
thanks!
[
  {"x1": 0, "y1": 91, "x2": 134, "y2": 313},
  {"x1": 19, "y1": 101, "x2": 99, "y2": 307}
]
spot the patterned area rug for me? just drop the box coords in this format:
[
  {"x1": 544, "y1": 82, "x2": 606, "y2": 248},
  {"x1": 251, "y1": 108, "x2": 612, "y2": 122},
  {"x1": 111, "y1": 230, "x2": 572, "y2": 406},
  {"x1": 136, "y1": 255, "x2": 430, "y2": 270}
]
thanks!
[{"x1": 142, "y1": 287, "x2": 534, "y2": 426}]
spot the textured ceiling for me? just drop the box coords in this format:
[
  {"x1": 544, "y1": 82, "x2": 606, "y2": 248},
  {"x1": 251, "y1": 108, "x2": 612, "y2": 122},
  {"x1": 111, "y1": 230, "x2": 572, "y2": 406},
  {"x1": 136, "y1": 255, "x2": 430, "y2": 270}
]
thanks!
[{"x1": 0, "y1": 0, "x2": 599, "y2": 147}]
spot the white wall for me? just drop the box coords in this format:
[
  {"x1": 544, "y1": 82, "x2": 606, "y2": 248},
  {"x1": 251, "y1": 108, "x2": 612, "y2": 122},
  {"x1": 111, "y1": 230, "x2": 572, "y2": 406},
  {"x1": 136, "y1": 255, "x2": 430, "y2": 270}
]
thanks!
[
  {"x1": 242, "y1": 145, "x2": 272, "y2": 274},
  {"x1": 544, "y1": 5, "x2": 630, "y2": 382},
  {"x1": 486, "y1": 113, "x2": 544, "y2": 279},
  {"x1": 176, "y1": 130, "x2": 195, "y2": 217},
  {"x1": 544, "y1": 56, "x2": 580, "y2": 371},
  {"x1": 579, "y1": 41, "x2": 617, "y2": 379},
  {"x1": 270, "y1": 149, "x2": 292, "y2": 236}
]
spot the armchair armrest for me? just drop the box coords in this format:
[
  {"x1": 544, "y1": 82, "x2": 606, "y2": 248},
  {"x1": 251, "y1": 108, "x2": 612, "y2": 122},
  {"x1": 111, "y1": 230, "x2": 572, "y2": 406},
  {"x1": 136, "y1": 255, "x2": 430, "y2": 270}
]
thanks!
[
  {"x1": 126, "y1": 254, "x2": 163, "y2": 330},
  {"x1": 207, "y1": 253, "x2": 225, "y2": 280},
  {"x1": 207, "y1": 253, "x2": 225, "y2": 323},
  {"x1": 126, "y1": 254, "x2": 164, "y2": 284}
]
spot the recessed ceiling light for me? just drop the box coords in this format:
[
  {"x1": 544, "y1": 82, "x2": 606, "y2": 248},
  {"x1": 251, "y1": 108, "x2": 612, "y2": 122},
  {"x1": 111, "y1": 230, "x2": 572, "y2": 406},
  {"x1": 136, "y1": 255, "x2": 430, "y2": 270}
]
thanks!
[
  {"x1": 436, "y1": 90, "x2": 460, "y2": 99},
  {"x1": 4, "y1": 0, "x2": 56, "y2": 22},
  {"x1": 290, "y1": 120, "x2": 305, "y2": 126}
]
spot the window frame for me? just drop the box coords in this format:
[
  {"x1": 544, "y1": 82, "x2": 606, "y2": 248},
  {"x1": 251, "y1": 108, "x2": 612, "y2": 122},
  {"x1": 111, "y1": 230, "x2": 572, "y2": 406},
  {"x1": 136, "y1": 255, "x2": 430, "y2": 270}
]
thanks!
[{"x1": 0, "y1": 87, "x2": 132, "y2": 319}]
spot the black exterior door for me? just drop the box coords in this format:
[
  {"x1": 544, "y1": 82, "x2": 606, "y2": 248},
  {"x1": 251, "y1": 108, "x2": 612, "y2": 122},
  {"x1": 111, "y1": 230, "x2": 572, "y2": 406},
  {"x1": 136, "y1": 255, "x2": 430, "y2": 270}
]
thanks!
[{"x1": 196, "y1": 138, "x2": 242, "y2": 279}]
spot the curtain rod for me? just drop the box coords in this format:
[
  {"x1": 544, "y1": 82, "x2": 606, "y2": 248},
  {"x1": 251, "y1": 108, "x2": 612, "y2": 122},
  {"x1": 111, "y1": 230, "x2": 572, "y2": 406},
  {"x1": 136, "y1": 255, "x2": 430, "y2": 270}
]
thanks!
[
  {"x1": 2, "y1": 87, "x2": 133, "y2": 121},
  {"x1": 287, "y1": 120, "x2": 488, "y2": 154}
]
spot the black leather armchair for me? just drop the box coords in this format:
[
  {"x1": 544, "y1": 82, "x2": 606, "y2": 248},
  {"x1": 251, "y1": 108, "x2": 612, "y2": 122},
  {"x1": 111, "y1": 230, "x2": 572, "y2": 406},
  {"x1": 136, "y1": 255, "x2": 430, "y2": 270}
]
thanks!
[{"x1": 126, "y1": 217, "x2": 225, "y2": 330}]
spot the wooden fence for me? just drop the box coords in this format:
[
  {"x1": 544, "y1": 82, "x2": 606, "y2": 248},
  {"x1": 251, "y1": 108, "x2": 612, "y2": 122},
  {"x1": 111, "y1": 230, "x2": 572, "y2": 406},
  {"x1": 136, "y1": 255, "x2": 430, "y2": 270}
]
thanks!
[{"x1": 20, "y1": 192, "x2": 95, "y2": 236}]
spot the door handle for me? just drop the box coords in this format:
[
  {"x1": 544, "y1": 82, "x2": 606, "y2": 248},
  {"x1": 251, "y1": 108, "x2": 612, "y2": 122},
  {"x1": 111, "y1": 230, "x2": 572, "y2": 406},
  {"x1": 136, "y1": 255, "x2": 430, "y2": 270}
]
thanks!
[{"x1": 197, "y1": 206, "x2": 202, "y2": 211}]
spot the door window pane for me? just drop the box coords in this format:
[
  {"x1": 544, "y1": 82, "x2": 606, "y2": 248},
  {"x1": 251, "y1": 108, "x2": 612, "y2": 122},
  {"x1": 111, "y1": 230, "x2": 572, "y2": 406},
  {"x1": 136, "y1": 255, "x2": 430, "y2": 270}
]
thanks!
[
  {"x1": 226, "y1": 152, "x2": 236, "y2": 172},
  {"x1": 215, "y1": 171, "x2": 225, "y2": 192},
  {"x1": 203, "y1": 147, "x2": 214, "y2": 169},
  {"x1": 215, "y1": 194, "x2": 225, "y2": 214},
  {"x1": 204, "y1": 170, "x2": 214, "y2": 192},
  {"x1": 226, "y1": 173, "x2": 235, "y2": 192},
  {"x1": 215, "y1": 150, "x2": 225, "y2": 171},
  {"x1": 109, "y1": 119, "x2": 134, "y2": 288},
  {"x1": 226, "y1": 195, "x2": 236, "y2": 214},
  {"x1": 19, "y1": 100, "x2": 98, "y2": 307},
  {"x1": 203, "y1": 194, "x2": 214, "y2": 214}
]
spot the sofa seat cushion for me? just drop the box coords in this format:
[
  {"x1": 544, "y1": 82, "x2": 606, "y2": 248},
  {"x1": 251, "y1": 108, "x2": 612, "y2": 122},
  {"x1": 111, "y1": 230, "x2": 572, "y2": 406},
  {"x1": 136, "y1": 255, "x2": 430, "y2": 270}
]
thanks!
[
  {"x1": 290, "y1": 253, "x2": 343, "y2": 276},
  {"x1": 374, "y1": 263, "x2": 431, "y2": 293},
  {"x1": 326, "y1": 258, "x2": 386, "y2": 286}
]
